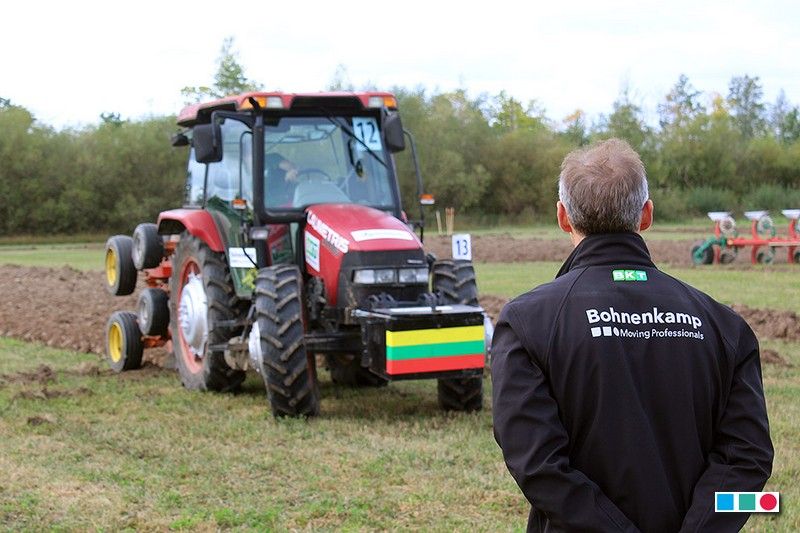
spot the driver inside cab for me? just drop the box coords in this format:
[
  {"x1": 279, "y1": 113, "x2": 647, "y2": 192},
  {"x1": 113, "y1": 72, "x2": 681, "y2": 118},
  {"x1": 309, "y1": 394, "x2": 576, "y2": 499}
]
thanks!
[{"x1": 265, "y1": 152, "x2": 298, "y2": 206}]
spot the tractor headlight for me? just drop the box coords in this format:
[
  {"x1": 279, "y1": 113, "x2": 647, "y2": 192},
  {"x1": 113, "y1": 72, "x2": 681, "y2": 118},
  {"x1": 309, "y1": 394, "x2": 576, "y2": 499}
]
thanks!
[
  {"x1": 398, "y1": 267, "x2": 429, "y2": 284},
  {"x1": 353, "y1": 268, "x2": 397, "y2": 284}
]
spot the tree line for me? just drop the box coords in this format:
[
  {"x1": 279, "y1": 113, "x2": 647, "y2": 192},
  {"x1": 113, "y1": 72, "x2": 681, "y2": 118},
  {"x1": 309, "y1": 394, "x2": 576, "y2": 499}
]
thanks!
[
  {"x1": 391, "y1": 75, "x2": 800, "y2": 224},
  {"x1": 1, "y1": 54, "x2": 799, "y2": 236}
]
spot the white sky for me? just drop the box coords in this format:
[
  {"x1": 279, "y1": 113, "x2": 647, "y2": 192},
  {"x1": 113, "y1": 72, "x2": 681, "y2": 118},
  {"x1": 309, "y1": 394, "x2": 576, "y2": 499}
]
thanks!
[{"x1": 2, "y1": 0, "x2": 798, "y2": 129}]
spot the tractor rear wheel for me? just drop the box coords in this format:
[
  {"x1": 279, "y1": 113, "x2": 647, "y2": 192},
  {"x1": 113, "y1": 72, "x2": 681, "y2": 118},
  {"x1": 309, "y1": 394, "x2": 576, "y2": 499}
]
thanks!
[
  {"x1": 106, "y1": 311, "x2": 144, "y2": 372},
  {"x1": 254, "y1": 265, "x2": 320, "y2": 417},
  {"x1": 169, "y1": 233, "x2": 245, "y2": 392},
  {"x1": 431, "y1": 259, "x2": 484, "y2": 412},
  {"x1": 327, "y1": 354, "x2": 388, "y2": 387}
]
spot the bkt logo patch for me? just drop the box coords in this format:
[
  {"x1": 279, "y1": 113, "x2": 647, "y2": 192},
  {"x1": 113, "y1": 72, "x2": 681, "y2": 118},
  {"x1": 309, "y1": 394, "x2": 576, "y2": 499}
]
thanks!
[{"x1": 612, "y1": 269, "x2": 647, "y2": 282}]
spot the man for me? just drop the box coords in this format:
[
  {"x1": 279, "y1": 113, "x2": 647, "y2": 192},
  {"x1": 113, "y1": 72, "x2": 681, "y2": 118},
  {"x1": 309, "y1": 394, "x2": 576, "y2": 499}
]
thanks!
[
  {"x1": 491, "y1": 138, "x2": 773, "y2": 532},
  {"x1": 265, "y1": 152, "x2": 299, "y2": 206}
]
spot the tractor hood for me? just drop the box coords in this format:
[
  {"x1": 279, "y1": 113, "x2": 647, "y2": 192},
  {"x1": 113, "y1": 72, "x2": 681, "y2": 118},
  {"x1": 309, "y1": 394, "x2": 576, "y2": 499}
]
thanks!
[{"x1": 305, "y1": 204, "x2": 422, "y2": 253}]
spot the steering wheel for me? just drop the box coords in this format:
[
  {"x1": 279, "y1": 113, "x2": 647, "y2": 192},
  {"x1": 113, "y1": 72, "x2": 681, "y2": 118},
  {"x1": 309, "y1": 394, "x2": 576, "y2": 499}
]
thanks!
[{"x1": 295, "y1": 167, "x2": 332, "y2": 182}]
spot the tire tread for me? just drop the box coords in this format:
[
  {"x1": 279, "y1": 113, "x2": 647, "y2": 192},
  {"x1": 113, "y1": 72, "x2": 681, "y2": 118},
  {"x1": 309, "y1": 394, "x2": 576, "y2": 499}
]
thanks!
[
  {"x1": 431, "y1": 259, "x2": 484, "y2": 412},
  {"x1": 255, "y1": 265, "x2": 320, "y2": 417}
]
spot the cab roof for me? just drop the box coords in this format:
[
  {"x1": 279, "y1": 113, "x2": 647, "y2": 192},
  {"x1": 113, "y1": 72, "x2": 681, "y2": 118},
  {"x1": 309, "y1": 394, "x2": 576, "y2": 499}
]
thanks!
[{"x1": 176, "y1": 91, "x2": 398, "y2": 127}]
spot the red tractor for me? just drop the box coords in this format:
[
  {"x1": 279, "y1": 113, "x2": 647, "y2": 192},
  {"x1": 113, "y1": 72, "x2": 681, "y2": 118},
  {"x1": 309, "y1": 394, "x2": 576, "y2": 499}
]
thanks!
[{"x1": 103, "y1": 91, "x2": 489, "y2": 416}]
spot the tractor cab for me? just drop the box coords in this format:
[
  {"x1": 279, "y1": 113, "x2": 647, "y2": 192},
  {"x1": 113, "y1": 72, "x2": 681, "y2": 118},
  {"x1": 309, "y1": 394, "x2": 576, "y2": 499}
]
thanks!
[
  {"x1": 174, "y1": 92, "x2": 418, "y2": 296},
  {"x1": 102, "y1": 92, "x2": 489, "y2": 417},
  {"x1": 178, "y1": 93, "x2": 407, "y2": 214}
]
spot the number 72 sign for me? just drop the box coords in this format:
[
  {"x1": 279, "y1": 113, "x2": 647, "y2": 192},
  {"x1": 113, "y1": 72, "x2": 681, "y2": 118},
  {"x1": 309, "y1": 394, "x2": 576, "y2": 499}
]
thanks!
[{"x1": 451, "y1": 234, "x2": 472, "y2": 261}]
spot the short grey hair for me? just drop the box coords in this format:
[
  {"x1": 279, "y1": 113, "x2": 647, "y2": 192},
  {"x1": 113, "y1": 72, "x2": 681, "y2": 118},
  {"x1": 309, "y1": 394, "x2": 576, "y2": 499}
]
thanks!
[{"x1": 558, "y1": 138, "x2": 649, "y2": 235}]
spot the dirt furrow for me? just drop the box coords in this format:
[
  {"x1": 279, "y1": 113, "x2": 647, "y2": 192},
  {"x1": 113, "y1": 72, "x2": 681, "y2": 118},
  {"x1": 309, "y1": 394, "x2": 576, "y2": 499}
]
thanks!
[{"x1": 0, "y1": 265, "x2": 795, "y2": 365}]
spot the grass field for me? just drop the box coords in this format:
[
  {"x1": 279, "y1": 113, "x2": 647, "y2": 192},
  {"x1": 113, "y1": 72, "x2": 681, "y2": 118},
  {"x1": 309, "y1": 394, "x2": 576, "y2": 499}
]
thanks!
[
  {"x1": 0, "y1": 336, "x2": 794, "y2": 532},
  {"x1": 0, "y1": 235, "x2": 798, "y2": 531},
  {"x1": 0, "y1": 243, "x2": 105, "y2": 271},
  {"x1": 0, "y1": 339, "x2": 524, "y2": 531}
]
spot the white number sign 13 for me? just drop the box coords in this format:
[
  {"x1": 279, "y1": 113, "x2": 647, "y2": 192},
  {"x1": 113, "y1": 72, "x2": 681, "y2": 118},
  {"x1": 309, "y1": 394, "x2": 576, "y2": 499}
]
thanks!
[{"x1": 451, "y1": 233, "x2": 472, "y2": 261}]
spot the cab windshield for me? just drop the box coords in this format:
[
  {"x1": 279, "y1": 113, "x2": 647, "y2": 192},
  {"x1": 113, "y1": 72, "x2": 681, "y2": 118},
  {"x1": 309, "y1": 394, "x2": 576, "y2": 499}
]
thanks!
[{"x1": 256, "y1": 116, "x2": 397, "y2": 210}]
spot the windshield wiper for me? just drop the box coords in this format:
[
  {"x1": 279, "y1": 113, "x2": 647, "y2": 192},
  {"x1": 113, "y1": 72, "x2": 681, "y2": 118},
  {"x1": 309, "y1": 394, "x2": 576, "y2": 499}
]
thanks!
[{"x1": 321, "y1": 111, "x2": 389, "y2": 170}]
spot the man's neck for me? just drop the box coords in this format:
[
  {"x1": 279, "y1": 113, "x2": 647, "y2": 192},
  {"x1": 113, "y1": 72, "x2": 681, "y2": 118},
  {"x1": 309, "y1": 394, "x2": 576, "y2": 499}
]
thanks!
[{"x1": 570, "y1": 232, "x2": 585, "y2": 247}]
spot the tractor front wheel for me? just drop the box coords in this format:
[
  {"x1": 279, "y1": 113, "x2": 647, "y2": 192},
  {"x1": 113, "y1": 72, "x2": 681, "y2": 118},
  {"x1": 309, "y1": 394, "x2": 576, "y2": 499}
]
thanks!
[
  {"x1": 254, "y1": 265, "x2": 320, "y2": 417},
  {"x1": 169, "y1": 233, "x2": 245, "y2": 392},
  {"x1": 431, "y1": 259, "x2": 484, "y2": 412},
  {"x1": 438, "y1": 377, "x2": 483, "y2": 412}
]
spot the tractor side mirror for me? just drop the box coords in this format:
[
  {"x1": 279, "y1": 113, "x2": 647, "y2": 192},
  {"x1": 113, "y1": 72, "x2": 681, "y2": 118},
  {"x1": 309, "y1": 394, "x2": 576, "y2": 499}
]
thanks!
[
  {"x1": 383, "y1": 112, "x2": 406, "y2": 153},
  {"x1": 193, "y1": 123, "x2": 222, "y2": 163}
]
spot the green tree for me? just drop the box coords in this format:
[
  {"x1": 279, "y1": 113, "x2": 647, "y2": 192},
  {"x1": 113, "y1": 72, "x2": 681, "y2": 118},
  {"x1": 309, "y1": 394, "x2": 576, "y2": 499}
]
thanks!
[
  {"x1": 658, "y1": 74, "x2": 704, "y2": 130},
  {"x1": 727, "y1": 75, "x2": 766, "y2": 139},
  {"x1": 181, "y1": 37, "x2": 262, "y2": 103},
  {"x1": 489, "y1": 91, "x2": 547, "y2": 133},
  {"x1": 562, "y1": 109, "x2": 589, "y2": 146},
  {"x1": 778, "y1": 108, "x2": 800, "y2": 144},
  {"x1": 392, "y1": 88, "x2": 493, "y2": 211},
  {"x1": 595, "y1": 88, "x2": 650, "y2": 152},
  {"x1": 327, "y1": 64, "x2": 355, "y2": 91},
  {"x1": 770, "y1": 90, "x2": 800, "y2": 144},
  {"x1": 99, "y1": 112, "x2": 124, "y2": 126}
]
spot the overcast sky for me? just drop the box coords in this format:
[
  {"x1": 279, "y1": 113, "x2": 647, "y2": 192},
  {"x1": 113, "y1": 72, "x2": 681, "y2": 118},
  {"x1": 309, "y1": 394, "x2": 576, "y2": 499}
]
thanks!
[{"x1": 2, "y1": 0, "x2": 798, "y2": 129}]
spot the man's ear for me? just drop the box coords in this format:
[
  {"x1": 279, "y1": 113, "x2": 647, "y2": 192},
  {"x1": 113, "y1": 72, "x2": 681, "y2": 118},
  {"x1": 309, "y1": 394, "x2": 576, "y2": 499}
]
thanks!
[
  {"x1": 639, "y1": 199, "x2": 654, "y2": 231},
  {"x1": 557, "y1": 201, "x2": 573, "y2": 234}
]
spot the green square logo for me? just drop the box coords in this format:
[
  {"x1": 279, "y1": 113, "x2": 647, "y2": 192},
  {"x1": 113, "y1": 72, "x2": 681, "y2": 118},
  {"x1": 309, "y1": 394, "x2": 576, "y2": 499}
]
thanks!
[
  {"x1": 612, "y1": 270, "x2": 625, "y2": 281},
  {"x1": 738, "y1": 493, "x2": 756, "y2": 511},
  {"x1": 635, "y1": 271, "x2": 648, "y2": 281}
]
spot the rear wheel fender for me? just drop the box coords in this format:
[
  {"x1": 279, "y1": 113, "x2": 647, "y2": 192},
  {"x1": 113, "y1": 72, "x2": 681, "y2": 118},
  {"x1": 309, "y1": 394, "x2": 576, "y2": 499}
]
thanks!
[{"x1": 157, "y1": 209, "x2": 225, "y2": 252}]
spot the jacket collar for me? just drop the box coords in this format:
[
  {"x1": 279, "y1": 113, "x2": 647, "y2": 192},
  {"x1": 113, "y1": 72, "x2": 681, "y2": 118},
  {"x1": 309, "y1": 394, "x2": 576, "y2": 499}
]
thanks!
[{"x1": 556, "y1": 232, "x2": 655, "y2": 278}]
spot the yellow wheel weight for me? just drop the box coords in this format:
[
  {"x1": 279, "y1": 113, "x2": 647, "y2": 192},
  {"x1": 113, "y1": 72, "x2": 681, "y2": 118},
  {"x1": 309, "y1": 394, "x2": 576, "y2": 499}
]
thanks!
[
  {"x1": 108, "y1": 322, "x2": 123, "y2": 363},
  {"x1": 105, "y1": 248, "x2": 117, "y2": 287}
]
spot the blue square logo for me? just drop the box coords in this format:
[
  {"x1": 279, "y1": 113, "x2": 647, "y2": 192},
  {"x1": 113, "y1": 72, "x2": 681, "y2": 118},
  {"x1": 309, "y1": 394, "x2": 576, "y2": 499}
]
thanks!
[{"x1": 716, "y1": 493, "x2": 734, "y2": 511}]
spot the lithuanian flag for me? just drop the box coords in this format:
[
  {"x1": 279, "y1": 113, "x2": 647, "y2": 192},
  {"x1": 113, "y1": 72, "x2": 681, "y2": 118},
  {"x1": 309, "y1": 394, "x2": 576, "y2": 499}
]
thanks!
[{"x1": 385, "y1": 325, "x2": 485, "y2": 375}]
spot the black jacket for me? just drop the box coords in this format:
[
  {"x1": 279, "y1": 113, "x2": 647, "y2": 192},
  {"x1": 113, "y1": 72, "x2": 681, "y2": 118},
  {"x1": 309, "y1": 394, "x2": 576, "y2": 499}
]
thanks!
[{"x1": 491, "y1": 233, "x2": 773, "y2": 532}]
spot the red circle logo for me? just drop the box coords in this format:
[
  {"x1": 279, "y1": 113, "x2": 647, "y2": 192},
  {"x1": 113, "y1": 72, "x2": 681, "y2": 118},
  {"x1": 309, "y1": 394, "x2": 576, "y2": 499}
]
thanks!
[{"x1": 759, "y1": 493, "x2": 777, "y2": 511}]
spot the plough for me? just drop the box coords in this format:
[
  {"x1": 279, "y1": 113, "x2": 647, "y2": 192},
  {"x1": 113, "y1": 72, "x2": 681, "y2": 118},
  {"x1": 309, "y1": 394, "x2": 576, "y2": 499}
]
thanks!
[{"x1": 691, "y1": 209, "x2": 800, "y2": 265}]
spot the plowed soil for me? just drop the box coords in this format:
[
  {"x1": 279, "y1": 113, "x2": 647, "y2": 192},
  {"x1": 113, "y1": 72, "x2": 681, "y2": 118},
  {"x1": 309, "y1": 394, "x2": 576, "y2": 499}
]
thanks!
[
  {"x1": 0, "y1": 263, "x2": 795, "y2": 366},
  {"x1": 0, "y1": 265, "x2": 168, "y2": 363},
  {"x1": 425, "y1": 234, "x2": 796, "y2": 267}
]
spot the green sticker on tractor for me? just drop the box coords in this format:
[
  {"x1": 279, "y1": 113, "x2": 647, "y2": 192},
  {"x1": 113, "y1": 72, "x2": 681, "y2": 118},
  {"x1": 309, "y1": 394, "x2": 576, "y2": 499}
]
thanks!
[{"x1": 612, "y1": 269, "x2": 648, "y2": 282}]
